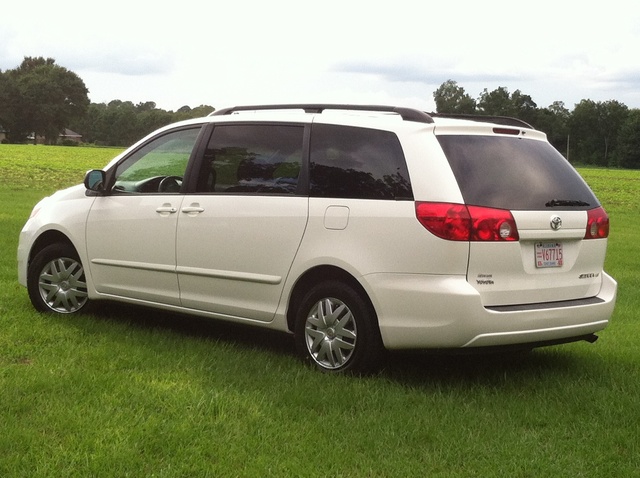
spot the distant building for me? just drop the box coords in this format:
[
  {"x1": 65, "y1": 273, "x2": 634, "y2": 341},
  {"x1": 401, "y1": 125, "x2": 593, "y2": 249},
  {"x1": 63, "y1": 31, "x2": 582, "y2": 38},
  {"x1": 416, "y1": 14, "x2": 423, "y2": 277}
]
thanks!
[
  {"x1": 25, "y1": 129, "x2": 83, "y2": 144},
  {"x1": 60, "y1": 129, "x2": 82, "y2": 143},
  {"x1": 0, "y1": 127, "x2": 82, "y2": 144}
]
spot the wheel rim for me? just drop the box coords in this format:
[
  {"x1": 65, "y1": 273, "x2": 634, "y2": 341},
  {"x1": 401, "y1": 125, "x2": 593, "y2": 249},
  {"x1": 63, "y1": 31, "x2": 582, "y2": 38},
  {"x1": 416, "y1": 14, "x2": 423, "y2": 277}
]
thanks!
[
  {"x1": 304, "y1": 297, "x2": 357, "y2": 370},
  {"x1": 38, "y1": 257, "x2": 88, "y2": 313}
]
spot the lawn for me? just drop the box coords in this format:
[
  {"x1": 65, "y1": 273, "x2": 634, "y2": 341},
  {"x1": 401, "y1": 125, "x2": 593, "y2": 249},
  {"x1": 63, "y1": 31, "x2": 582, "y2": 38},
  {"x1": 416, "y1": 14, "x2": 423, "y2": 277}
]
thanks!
[{"x1": 1, "y1": 144, "x2": 639, "y2": 477}]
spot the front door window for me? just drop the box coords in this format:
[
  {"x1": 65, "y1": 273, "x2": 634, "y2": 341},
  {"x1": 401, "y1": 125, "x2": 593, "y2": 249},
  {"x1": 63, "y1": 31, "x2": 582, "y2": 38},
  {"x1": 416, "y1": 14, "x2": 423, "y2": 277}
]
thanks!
[{"x1": 113, "y1": 127, "x2": 201, "y2": 193}]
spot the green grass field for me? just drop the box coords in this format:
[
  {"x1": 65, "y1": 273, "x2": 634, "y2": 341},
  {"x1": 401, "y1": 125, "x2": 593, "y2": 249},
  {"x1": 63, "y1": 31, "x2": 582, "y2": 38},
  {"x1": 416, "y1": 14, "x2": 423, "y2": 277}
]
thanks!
[{"x1": 1, "y1": 144, "x2": 639, "y2": 477}]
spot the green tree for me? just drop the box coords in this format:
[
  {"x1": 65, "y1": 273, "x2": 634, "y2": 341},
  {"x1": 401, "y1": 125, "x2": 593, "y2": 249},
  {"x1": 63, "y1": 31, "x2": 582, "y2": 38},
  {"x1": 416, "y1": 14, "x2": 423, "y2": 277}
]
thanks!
[
  {"x1": 569, "y1": 99, "x2": 628, "y2": 166},
  {"x1": 136, "y1": 104, "x2": 173, "y2": 139},
  {"x1": 0, "y1": 66, "x2": 30, "y2": 141},
  {"x1": 477, "y1": 86, "x2": 513, "y2": 115},
  {"x1": 433, "y1": 80, "x2": 476, "y2": 113},
  {"x1": 536, "y1": 101, "x2": 570, "y2": 156},
  {"x1": 68, "y1": 102, "x2": 105, "y2": 144},
  {"x1": 70, "y1": 101, "x2": 216, "y2": 147},
  {"x1": 569, "y1": 99, "x2": 600, "y2": 164},
  {"x1": 0, "y1": 57, "x2": 89, "y2": 143},
  {"x1": 190, "y1": 104, "x2": 215, "y2": 117},
  {"x1": 173, "y1": 104, "x2": 215, "y2": 121},
  {"x1": 510, "y1": 89, "x2": 538, "y2": 126},
  {"x1": 618, "y1": 109, "x2": 640, "y2": 169},
  {"x1": 102, "y1": 101, "x2": 139, "y2": 146},
  {"x1": 477, "y1": 86, "x2": 538, "y2": 125},
  {"x1": 597, "y1": 100, "x2": 628, "y2": 166}
]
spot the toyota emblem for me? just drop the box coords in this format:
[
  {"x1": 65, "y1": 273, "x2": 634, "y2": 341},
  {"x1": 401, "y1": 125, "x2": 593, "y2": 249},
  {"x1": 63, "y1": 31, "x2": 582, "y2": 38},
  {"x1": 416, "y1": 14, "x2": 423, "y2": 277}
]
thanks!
[{"x1": 550, "y1": 215, "x2": 563, "y2": 231}]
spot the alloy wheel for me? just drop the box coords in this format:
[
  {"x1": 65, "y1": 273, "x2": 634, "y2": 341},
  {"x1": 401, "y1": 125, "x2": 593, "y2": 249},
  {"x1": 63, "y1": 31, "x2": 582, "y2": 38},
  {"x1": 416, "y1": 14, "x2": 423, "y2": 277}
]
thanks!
[
  {"x1": 38, "y1": 257, "x2": 88, "y2": 313},
  {"x1": 304, "y1": 297, "x2": 357, "y2": 370}
]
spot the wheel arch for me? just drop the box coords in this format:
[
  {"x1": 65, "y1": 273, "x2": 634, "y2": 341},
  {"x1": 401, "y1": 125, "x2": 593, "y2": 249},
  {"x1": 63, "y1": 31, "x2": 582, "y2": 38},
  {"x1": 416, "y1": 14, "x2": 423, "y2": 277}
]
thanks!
[
  {"x1": 286, "y1": 265, "x2": 376, "y2": 333},
  {"x1": 29, "y1": 230, "x2": 78, "y2": 266}
]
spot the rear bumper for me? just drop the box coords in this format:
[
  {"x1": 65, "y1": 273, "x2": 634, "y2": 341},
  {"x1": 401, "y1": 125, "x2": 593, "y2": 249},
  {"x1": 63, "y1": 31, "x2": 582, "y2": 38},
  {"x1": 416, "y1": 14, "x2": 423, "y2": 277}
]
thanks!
[{"x1": 366, "y1": 272, "x2": 617, "y2": 350}]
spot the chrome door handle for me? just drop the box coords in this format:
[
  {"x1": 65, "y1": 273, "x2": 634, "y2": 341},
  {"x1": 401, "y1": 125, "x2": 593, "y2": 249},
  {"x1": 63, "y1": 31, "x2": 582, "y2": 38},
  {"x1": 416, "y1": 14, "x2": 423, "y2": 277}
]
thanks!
[
  {"x1": 181, "y1": 205, "x2": 205, "y2": 215},
  {"x1": 156, "y1": 204, "x2": 177, "y2": 215}
]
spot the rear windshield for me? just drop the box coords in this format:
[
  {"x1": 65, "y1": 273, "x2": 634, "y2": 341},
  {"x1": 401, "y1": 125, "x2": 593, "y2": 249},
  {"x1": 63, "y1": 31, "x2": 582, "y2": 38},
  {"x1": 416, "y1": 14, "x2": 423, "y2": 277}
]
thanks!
[{"x1": 437, "y1": 135, "x2": 599, "y2": 210}]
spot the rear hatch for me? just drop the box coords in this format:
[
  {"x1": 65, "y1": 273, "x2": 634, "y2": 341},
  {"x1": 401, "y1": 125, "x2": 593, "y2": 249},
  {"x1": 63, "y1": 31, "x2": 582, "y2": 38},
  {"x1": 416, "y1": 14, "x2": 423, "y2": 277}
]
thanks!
[{"x1": 435, "y1": 124, "x2": 609, "y2": 307}]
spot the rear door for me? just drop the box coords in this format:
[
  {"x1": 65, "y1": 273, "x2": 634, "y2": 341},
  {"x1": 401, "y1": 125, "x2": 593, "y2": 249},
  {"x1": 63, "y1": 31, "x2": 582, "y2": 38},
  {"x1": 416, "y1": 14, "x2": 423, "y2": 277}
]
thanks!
[
  {"x1": 436, "y1": 128, "x2": 608, "y2": 307},
  {"x1": 175, "y1": 123, "x2": 308, "y2": 321}
]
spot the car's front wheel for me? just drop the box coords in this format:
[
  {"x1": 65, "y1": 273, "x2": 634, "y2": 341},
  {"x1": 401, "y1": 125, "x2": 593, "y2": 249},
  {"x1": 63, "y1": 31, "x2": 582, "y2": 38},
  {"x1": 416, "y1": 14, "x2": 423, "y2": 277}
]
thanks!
[
  {"x1": 27, "y1": 243, "x2": 89, "y2": 314},
  {"x1": 294, "y1": 281, "x2": 384, "y2": 373}
]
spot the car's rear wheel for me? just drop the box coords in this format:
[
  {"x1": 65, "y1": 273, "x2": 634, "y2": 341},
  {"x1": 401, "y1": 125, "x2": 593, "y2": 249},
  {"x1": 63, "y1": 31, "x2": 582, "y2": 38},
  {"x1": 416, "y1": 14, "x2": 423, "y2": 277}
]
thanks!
[
  {"x1": 294, "y1": 281, "x2": 384, "y2": 373},
  {"x1": 27, "y1": 243, "x2": 89, "y2": 314}
]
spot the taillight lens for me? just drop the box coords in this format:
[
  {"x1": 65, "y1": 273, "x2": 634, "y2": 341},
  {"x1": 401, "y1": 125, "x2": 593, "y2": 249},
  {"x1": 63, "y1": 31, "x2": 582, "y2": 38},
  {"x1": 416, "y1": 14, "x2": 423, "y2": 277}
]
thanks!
[
  {"x1": 415, "y1": 202, "x2": 519, "y2": 241},
  {"x1": 585, "y1": 207, "x2": 609, "y2": 239},
  {"x1": 467, "y1": 205, "x2": 519, "y2": 241},
  {"x1": 415, "y1": 202, "x2": 471, "y2": 241}
]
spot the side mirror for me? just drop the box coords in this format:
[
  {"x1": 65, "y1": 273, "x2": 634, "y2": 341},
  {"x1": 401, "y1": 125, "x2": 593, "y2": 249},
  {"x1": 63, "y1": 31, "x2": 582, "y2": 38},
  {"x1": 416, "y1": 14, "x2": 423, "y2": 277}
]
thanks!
[{"x1": 84, "y1": 170, "x2": 106, "y2": 193}]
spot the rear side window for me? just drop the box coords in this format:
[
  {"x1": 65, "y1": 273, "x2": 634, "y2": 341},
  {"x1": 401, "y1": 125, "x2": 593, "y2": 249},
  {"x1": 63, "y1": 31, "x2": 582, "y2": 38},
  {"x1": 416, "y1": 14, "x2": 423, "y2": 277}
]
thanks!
[
  {"x1": 437, "y1": 135, "x2": 599, "y2": 210},
  {"x1": 309, "y1": 124, "x2": 412, "y2": 200},
  {"x1": 199, "y1": 124, "x2": 304, "y2": 194}
]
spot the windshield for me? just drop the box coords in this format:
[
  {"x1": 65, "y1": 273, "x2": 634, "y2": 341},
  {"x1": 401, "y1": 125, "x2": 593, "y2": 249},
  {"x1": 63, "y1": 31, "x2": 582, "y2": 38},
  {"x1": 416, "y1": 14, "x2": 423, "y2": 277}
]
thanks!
[{"x1": 437, "y1": 135, "x2": 599, "y2": 210}]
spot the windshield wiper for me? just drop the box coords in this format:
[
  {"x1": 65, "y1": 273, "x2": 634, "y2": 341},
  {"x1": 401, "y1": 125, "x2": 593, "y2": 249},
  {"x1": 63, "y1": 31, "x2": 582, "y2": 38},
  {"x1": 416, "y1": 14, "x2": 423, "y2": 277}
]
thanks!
[{"x1": 545, "y1": 199, "x2": 591, "y2": 207}]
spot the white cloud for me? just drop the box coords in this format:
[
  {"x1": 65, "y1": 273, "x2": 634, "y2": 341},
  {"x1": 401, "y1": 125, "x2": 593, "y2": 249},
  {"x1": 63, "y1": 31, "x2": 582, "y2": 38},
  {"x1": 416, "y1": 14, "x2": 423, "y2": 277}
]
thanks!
[{"x1": 1, "y1": 0, "x2": 639, "y2": 111}]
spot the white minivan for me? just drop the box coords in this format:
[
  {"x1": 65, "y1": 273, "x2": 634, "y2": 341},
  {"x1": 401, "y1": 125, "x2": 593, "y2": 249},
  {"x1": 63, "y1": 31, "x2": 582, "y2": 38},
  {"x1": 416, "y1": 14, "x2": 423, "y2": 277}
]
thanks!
[{"x1": 17, "y1": 105, "x2": 617, "y2": 372}]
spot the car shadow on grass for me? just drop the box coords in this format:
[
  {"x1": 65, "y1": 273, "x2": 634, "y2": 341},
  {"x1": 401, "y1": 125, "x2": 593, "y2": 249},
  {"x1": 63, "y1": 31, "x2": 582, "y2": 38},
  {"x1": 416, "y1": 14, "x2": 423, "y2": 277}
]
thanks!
[
  {"x1": 82, "y1": 300, "x2": 601, "y2": 387},
  {"x1": 379, "y1": 345, "x2": 603, "y2": 389},
  {"x1": 86, "y1": 301, "x2": 297, "y2": 358}
]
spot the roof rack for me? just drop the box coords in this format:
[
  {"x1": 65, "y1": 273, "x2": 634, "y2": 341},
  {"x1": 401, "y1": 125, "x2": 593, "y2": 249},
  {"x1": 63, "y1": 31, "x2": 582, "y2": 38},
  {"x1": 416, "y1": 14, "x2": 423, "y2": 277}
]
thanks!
[
  {"x1": 429, "y1": 112, "x2": 534, "y2": 129},
  {"x1": 211, "y1": 104, "x2": 435, "y2": 124}
]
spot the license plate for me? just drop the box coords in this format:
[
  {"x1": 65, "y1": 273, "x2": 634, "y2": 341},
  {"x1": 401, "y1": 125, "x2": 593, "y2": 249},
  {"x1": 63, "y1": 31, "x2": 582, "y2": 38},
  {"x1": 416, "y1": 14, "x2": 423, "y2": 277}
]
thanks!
[{"x1": 535, "y1": 242, "x2": 563, "y2": 268}]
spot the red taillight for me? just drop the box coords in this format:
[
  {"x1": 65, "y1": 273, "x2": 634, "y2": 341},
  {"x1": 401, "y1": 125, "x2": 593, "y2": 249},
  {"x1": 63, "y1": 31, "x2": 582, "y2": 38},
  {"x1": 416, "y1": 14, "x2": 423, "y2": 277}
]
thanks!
[
  {"x1": 415, "y1": 202, "x2": 471, "y2": 241},
  {"x1": 585, "y1": 207, "x2": 609, "y2": 239},
  {"x1": 415, "y1": 202, "x2": 519, "y2": 241},
  {"x1": 467, "y1": 205, "x2": 519, "y2": 241}
]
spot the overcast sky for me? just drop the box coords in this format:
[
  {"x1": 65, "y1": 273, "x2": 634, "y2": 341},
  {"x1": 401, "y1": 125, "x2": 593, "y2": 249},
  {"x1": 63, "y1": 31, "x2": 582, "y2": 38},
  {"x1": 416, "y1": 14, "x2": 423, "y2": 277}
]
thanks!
[{"x1": 2, "y1": 0, "x2": 639, "y2": 112}]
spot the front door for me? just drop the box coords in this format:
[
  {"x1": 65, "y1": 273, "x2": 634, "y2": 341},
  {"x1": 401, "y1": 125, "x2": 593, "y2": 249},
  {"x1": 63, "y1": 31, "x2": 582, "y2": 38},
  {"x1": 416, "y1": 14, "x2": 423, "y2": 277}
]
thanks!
[{"x1": 86, "y1": 126, "x2": 202, "y2": 305}]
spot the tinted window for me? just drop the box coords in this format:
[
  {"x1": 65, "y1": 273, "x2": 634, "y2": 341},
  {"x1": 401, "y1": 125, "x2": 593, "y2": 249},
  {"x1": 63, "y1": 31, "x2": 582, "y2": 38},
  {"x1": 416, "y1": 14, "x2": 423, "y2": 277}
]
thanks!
[
  {"x1": 309, "y1": 124, "x2": 412, "y2": 200},
  {"x1": 199, "y1": 124, "x2": 304, "y2": 194},
  {"x1": 438, "y1": 135, "x2": 599, "y2": 210},
  {"x1": 113, "y1": 127, "x2": 200, "y2": 193}
]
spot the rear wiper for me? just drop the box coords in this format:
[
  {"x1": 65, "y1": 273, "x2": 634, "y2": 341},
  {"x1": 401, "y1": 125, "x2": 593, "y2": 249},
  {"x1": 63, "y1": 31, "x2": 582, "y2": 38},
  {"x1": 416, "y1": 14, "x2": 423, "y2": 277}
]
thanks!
[{"x1": 545, "y1": 199, "x2": 591, "y2": 207}]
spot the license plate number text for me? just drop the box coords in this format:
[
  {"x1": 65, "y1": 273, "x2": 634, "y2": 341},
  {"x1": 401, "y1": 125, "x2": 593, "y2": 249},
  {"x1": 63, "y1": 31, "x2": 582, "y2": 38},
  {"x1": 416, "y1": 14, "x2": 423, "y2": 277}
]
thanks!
[{"x1": 535, "y1": 242, "x2": 563, "y2": 268}]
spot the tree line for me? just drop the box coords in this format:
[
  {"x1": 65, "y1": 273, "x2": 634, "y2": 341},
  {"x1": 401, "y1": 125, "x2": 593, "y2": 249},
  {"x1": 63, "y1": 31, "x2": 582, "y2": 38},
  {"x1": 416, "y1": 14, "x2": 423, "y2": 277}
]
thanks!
[
  {"x1": 71, "y1": 101, "x2": 214, "y2": 147},
  {"x1": 434, "y1": 80, "x2": 640, "y2": 168},
  {"x1": 1, "y1": 58, "x2": 639, "y2": 168},
  {"x1": 0, "y1": 57, "x2": 214, "y2": 147}
]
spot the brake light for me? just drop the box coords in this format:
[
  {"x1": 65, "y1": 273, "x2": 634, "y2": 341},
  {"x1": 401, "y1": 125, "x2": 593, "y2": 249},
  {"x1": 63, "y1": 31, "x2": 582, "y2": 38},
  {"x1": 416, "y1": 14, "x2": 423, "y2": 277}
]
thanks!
[
  {"x1": 415, "y1": 202, "x2": 519, "y2": 241},
  {"x1": 468, "y1": 205, "x2": 519, "y2": 241},
  {"x1": 585, "y1": 207, "x2": 609, "y2": 239},
  {"x1": 415, "y1": 202, "x2": 470, "y2": 241},
  {"x1": 493, "y1": 127, "x2": 520, "y2": 135}
]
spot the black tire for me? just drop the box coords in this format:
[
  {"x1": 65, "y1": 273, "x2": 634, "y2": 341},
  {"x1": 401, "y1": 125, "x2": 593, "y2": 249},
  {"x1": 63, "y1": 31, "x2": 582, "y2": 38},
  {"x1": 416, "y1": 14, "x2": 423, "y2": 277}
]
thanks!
[
  {"x1": 294, "y1": 281, "x2": 384, "y2": 373},
  {"x1": 27, "y1": 243, "x2": 90, "y2": 314}
]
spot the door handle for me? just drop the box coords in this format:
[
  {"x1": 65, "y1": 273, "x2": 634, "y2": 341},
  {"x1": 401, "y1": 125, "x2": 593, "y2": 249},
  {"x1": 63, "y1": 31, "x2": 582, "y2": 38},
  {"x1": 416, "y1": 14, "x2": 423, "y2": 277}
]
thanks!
[
  {"x1": 156, "y1": 204, "x2": 177, "y2": 215},
  {"x1": 181, "y1": 204, "x2": 205, "y2": 215}
]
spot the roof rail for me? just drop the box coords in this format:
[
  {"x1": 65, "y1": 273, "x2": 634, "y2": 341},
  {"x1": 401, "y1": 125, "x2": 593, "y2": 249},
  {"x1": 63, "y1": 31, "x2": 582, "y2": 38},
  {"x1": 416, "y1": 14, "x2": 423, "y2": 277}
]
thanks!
[
  {"x1": 211, "y1": 104, "x2": 435, "y2": 124},
  {"x1": 429, "y1": 112, "x2": 534, "y2": 129}
]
